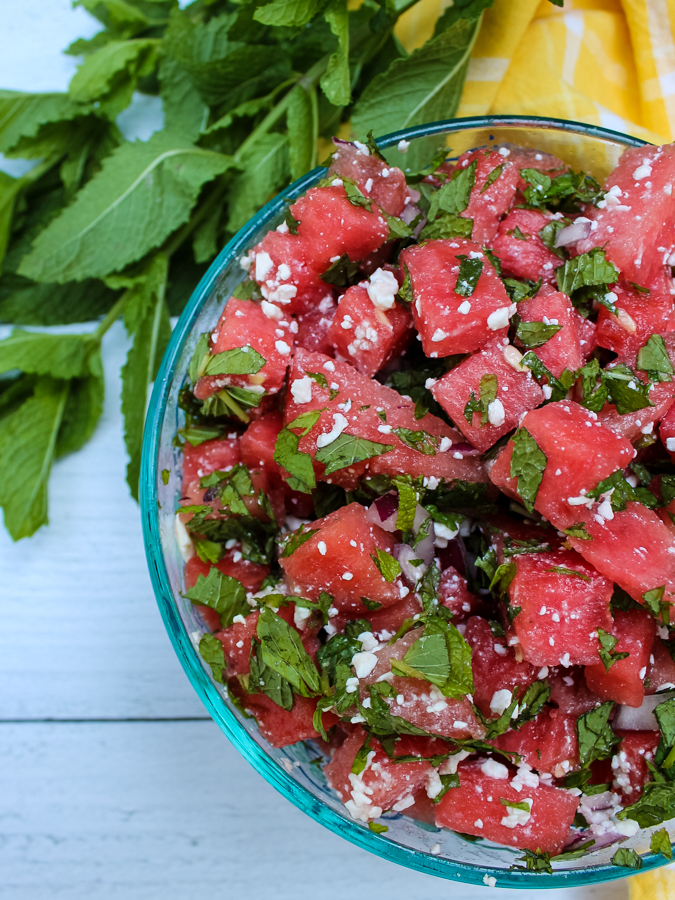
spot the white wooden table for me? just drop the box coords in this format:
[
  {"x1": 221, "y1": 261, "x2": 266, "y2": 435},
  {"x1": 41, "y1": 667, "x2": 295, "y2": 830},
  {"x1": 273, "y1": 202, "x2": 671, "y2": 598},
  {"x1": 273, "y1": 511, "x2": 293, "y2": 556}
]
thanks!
[{"x1": 0, "y1": 2, "x2": 632, "y2": 896}]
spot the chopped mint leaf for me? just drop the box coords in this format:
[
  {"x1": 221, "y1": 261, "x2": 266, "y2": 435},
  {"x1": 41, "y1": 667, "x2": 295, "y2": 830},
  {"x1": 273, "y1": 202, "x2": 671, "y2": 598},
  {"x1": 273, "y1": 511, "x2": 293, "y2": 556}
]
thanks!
[
  {"x1": 597, "y1": 627, "x2": 629, "y2": 672},
  {"x1": 199, "y1": 633, "x2": 226, "y2": 684},
  {"x1": 577, "y1": 358, "x2": 609, "y2": 412},
  {"x1": 393, "y1": 474, "x2": 423, "y2": 532},
  {"x1": 371, "y1": 547, "x2": 401, "y2": 582},
  {"x1": 650, "y1": 827, "x2": 673, "y2": 860},
  {"x1": 392, "y1": 426, "x2": 438, "y2": 456},
  {"x1": 555, "y1": 248, "x2": 619, "y2": 303},
  {"x1": 280, "y1": 524, "x2": 319, "y2": 558},
  {"x1": 510, "y1": 427, "x2": 547, "y2": 514},
  {"x1": 284, "y1": 208, "x2": 300, "y2": 235},
  {"x1": 185, "y1": 568, "x2": 249, "y2": 629},
  {"x1": 576, "y1": 702, "x2": 619, "y2": 767},
  {"x1": 604, "y1": 364, "x2": 653, "y2": 415},
  {"x1": 341, "y1": 176, "x2": 373, "y2": 212},
  {"x1": 203, "y1": 345, "x2": 266, "y2": 376},
  {"x1": 507, "y1": 225, "x2": 528, "y2": 240},
  {"x1": 256, "y1": 606, "x2": 321, "y2": 696},
  {"x1": 161, "y1": 468, "x2": 170, "y2": 484},
  {"x1": 611, "y1": 848, "x2": 642, "y2": 870},
  {"x1": 618, "y1": 780, "x2": 675, "y2": 828},
  {"x1": 316, "y1": 433, "x2": 393, "y2": 475},
  {"x1": 481, "y1": 163, "x2": 504, "y2": 193},
  {"x1": 248, "y1": 639, "x2": 294, "y2": 711},
  {"x1": 273, "y1": 427, "x2": 316, "y2": 493},
  {"x1": 398, "y1": 266, "x2": 413, "y2": 304},
  {"x1": 352, "y1": 732, "x2": 373, "y2": 775},
  {"x1": 420, "y1": 212, "x2": 473, "y2": 242},
  {"x1": 504, "y1": 277, "x2": 542, "y2": 303},
  {"x1": 464, "y1": 372, "x2": 498, "y2": 427},
  {"x1": 643, "y1": 585, "x2": 670, "y2": 626},
  {"x1": 288, "y1": 409, "x2": 322, "y2": 436},
  {"x1": 546, "y1": 565, "x2": 590, "y2": 582},
  {"x1": 516, "y1": 320, "x2": 562, "y2": 349},
  {"x1": 538, "y1": 219, "x2": 569, "y2": 258},
  {"x1": 520, "y1": 168, "x2": 604, "y2": 212},
  {"x1": 392, "y1": 631, "x2": 451, "y2": 685},
  {"x1": 321, "y1": 253, "x2": 360, "y2": 288},
  {"x1": 188, "y1": 333, "x2": 210, "y2": 383},
  {"x1": 427, "y1": 160, "x2": 476, "y2": 220},
  {"x1": 454, "y1": 255, "x2": 483, "y2": 297},
  {"x1": 637, "y1": 334, "x2": 674, "y2": 383},
  {"x1": 368, "y1": 822, "x2": 388, "y2": 834}
]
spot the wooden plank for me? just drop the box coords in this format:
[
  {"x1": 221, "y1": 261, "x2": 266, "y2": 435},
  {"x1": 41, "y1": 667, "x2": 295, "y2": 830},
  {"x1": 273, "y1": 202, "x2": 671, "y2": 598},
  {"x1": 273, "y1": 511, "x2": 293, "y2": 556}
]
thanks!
[
  {"x1": 0, "y1": 324, "x2": 205, "y2": 720},
  {"x1": 0, "y1": 721, "x2": 627, "y2": 900}
]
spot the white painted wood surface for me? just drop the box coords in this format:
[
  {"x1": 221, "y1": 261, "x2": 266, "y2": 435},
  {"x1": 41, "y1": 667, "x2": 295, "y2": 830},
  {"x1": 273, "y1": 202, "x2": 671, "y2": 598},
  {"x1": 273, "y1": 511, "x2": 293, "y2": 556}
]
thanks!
[{"x1": 0, "y1": 2, "x2": 631, "y2": 896}]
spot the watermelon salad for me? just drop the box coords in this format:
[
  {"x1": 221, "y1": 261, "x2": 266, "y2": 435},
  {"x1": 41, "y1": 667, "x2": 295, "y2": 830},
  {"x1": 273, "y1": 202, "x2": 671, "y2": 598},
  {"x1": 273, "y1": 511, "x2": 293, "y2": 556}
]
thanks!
[{"x1": 174, "y1": 134, "x2": 675, "y2": 868}]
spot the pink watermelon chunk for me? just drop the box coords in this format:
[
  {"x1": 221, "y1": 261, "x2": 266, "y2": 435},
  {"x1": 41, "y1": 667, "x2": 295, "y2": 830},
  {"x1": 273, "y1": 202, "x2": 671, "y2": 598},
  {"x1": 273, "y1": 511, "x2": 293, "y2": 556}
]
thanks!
[
  {"x1": 598, "y1": 379, "x2": 675, "y2": 442},
  {"x1": 184, "y1": 553, "x2": 269, "y2": 595},
  {"x1": 584, "y1": 609, "x2": 656, "y2": 708},
  {"x1": 329, "y1": 139, "x2": 409, "y2": 217},
  {"x1": 279, "y1": 502, "x2": 404, "y2": 614},
  {"x1": 516, "y1": 287, "x2": 585, "y2": 378},
  {"x1": 438, "y1": 565, "x2": 483, "y2": 620},
  {"x1": 548, "y1": 666, "x2": 603, "y2": 717},
  {"x1": 491, "y1": 709, "x2": 579, "y2": 776},
  {"x1": 660, "y1": 394, "x2": 675, "y2": 460},
  {"x1": 325, "y1": 728, "x2": 441, "y2": 820},
  {"x1": 284, "y1": 348, "x2": 487, "y2": 489},
  {"x1": 327, "y1": 284, "x2": 412, "y2": 376},
  {"x1": 365, "y1": 593, "x2": 423, "y2": 641},
  {"x1": 568, "y1": 502, "x2": 675, "y2": 605},
  {"x1": 509, "y1": 549, "x2": 613, "y2": 667},
  {"x1": 361, "y1": 630, "x2": 485, "y2": 740},
  {"x1": 465, "y1": 617, "x2": 537, "y2": 718},
  {"x1": 182, "y1": 436, "x2": 240, "y2": 493},
  {"x1": 612, "y1": 731, "x2": 660, "y2": 801},
  {"x1": 194, "y1": 298, "x2": 294, "y2": 401},
  {"x1": 295, "y1": 296, "x2": 337, "y2": 355},
  {"x1": 237, "y1": 690, "x2": 337, "y2": 748},
  {"x1": 399, "y1": 238, "x2": 514, "y2": 357},
  {"x1": 489, "y1": 400, "x2": 635, "y2": 530},
  {"x1": 575, "y1": 143, "x2": 675, "y2": 288},
  {"x1": 434, "y1": 761, "x2": 579, "y2": 854},
  {"x1": 491, "y1": 208, "x2": 564, "y2": 284},
  {"x1": 646, "y1": 637, "x2": 675, "y2": 692},
  {"x1": 442, "y1": 149, "x2": 520, "y2": 245},
  {"x1": 431, "y1": 340, "x2": 544, "y2": 452},
  {"x1": 595, "y1": 283, "x2": 675, "y2": 363}
]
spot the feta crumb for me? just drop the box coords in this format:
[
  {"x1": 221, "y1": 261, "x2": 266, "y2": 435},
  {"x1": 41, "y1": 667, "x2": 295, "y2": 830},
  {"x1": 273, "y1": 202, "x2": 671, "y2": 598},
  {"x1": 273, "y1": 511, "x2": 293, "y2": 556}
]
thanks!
[
  {"x1": 397, "y1": 139, "x2": 410, "y2": 153},
  {"x1": 458, "y1": 300, "x2": 471, "y2": 315},
  {"x1": 255, "y1": 251, "x2": 274, "y2": 281},
  {"x1": 439, "y1": 436, "x2": 452, "y2": 452},
  {"x1": 352, "y1": 651, "x2": 378, "y2": 678},
  {"x1": 367, "y1": 268, "x2": 399, "y2": 310},
  {"x1": 542, "y1": 384, "x2": 553, "y2": 400},
  {"x1": 275, "y1": 340, "x2": 291, "y2": 355},
  {"x1": 316, "y1": 413, "x2": 349, "y2": 448},
  {"x1": 294, "y1": 605, "x2": 312, "y2": 629},
  {"x1": 261, "y1": 300, "x2": 283, "y2": 320},
  {"x1": 431, "y1": 328, "x2": 449, "y2": 342},
  {"x1": 317, "y1": 540, "x2": 327, "y2": 556},
  {"x1": 290, "y1": 376, "x2": 313, "y2": 404},
  {"x1": 232, "y1": 614, "x2": 247, "y2": 625},
  {"x1": 474, "y1": 819, "x2": 484, "y2": 829},
  {"x1": 345, "y1": 677, "x2": 359, "y2": 693},
  {"x1": 481, "y1": 758, "x2": 509, "y2": 779},
  {"x1": 354, "y1": 140, "x2": 370, "y2": 156},
  {"x1": 666, "y1": 437, "x2": 675, "y2": 452},
  {"x1": 487, "y1": 306, "x2": 512, "y2": 331},
  {"x1": 490, "y1": 689, "x2": 513, "y2": 716},
  {"x1": 483, "y1": 875, "x2": 497, "y2": 888},
  {"x1": 633, "y1": 163, "x2": 652, "y2": 180},
  {"x1": 429, "y1": 843, "x2": 441, "y2": 855},
  {"x1": 498, "y1": 147, "x2": 510, "y2": 157},
  {"x1": 487, "y1": 398, "x2": 505, "y2": 427},
  {"x1": 342, "y1": 572, "x2": 353, "y2": 581}
]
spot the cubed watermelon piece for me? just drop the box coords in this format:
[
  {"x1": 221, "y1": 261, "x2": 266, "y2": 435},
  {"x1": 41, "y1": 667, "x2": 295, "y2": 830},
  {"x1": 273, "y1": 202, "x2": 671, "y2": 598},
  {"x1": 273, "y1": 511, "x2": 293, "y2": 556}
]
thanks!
[
  {"x1": 584, "y1": 609, "x2": 656, "y2": 707},
  {"x1": 248, "y1": 229, "x2": 334, "y2": 315},
  {"x1": 516, "y1": 287, "x2": 584, "y2": 378},
  {"x1": 489, "y1": 401, "x2": 635, "y2": 530},
  {"x1": 646, "y1": 637, "x2": 675, "y2": 691},
  {"x1": 595, "y1": 284, "x2": 675, "y2": 363},
  {"x1": 365, "y1": 593, "x2": 423, "y2": 641},
  {"x1": 660, "y1": 398, "x2": 675, "y2": 461},
  {"x1": 509, "y1": 550, "x2": 613, "y2": 667},
  {"x1": 327, "y1": 284, "x2": 412, "y2": 377},
  {"x1": 434, "y1": 761, "x2": 579, "y2": 854},
  {"x1": 438, "y1": 565, "x2": 483, "y2": 620},
  {"x1": 194, "y1": 298, "x2": 294, "y2": 401},
  {"x1": 240, "y1": 411, "x2": 283, "y2": 480},
  {"x1": 184, "y1": 551, "x2": 269, "y2": 595},
  {"x1": 568, "y1": 502, "x2": 675, "y2": 605},
  {"x1": 465, "y1": 617, "x2": 538, "y2": 718},
  {"x1": 507, "y1": 146, "x2": 566, "y2": 182},
  {"x1": 577, "y1": 314, "x2": 598, "y2": 359},
  {"x1": 295, "y1": 296, "x2": 337, "y2": 355},
  {"x1": 400, "y1": 239, "x2": 513, "y2": 357},
  {"x1": 612, "y1": 731, "x2": 660, "y2": 801},
  {"x1": 440, "y1": 149, "x2": 519, "y2": 245},
  {"x1": 575, "y1": 143, "x2": 675, "y2": 288},
  {"x1": 285, "y1": 348, "x2": 487, "y2": 489},
  {"x1": 362, "y1": 630, "x2": 485, "y2": 740},
  {"x1": 491, "y1": 209, "x2": 564, "y2": 283},
  {"x1": 280, "y1": 502, "x2": 403, "y2": 614},
  {"x1": 325, "y1": 728, "x2": 438, "y2": 820},
  {"x1": 329, "y1": 139, "x2": 409, "y2": 216},
  {"x1": 599, "y1": 378, "x2": 675, "y2": 442},
  {"x1": 491, "y1": 709, "x2": 579, "y2": 776},
  {"x1": 238, "y1": 690, "x2": 335, "y2": 748},
  {"x1": 548, "y1": 666, "x2": 603, "y2": 717},
  {"x1": 431, "y1": 340, "x2": 544, "y2": 452},
  {"x1": 182, "y1": 436, "x2": 240, "y2": 494}
]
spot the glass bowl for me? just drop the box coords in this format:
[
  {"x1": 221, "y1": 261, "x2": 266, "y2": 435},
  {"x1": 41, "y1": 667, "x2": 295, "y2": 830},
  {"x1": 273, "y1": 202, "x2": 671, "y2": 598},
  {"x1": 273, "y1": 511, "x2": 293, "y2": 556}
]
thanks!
[{"x1": 141, "y1": 116, "x2": 667, "y2": 888}]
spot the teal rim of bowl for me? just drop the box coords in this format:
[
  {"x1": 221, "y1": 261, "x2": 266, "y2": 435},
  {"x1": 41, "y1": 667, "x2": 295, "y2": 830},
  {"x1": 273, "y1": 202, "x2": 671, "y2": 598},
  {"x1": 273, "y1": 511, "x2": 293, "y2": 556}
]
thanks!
[{"x1": 141, "y1": 115, "x2": 663, "y2": 888}]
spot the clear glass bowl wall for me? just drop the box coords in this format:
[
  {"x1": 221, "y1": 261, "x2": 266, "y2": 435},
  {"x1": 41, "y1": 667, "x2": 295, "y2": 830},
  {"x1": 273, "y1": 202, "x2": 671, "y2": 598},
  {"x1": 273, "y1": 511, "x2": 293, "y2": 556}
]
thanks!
[{"x1": 141, "y1": 116, "x2": 666, "y2": 887}]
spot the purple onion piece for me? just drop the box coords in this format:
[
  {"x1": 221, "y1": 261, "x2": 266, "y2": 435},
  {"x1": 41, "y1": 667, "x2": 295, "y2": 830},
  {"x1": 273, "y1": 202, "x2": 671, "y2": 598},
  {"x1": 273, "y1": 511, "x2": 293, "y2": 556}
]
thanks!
[
  {"x1": 366, "y1": 492, "x2": 399, "y2": 532},
  {"x1": 437, "y1": 538, "x2": 467, "y2": 576},
  {"x1": 554, "y1": 218, "x2": 592, "y2": 247},
  {"x1": 449, "y1": 442, "x2": 481, "y2": 456},
  {"x1": 613, "y1": 690, "x2": 675, "y2": 731},
  {"x1": 563, "y1": 830, "x2": 623, "y2": 854}
]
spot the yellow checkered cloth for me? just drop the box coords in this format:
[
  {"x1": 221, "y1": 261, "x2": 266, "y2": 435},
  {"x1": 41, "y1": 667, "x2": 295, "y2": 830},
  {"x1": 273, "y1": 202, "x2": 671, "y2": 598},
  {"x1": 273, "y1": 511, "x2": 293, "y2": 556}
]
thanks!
[{"x1": 394, "y1": 1, "x2": 675, "y2": 895}]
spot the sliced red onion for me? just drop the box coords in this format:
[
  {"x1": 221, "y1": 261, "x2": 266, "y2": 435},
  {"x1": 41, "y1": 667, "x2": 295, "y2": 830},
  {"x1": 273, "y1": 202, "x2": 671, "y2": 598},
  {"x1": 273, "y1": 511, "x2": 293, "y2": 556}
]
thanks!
[
  {"x1": 366, "y1": 492, "x2": 399, "y2": 532},
  {"x1": 613, "y1": 690, "x2": 675, "y2": 731},
  {"x1": 449, "y1": 442, "x2": 481, "y2": 457},
  {"x1": 554, "y1": 218, "x2": 592, "y2": 247},
  {"x1": 401, "y1": 202, "x2": 422, "y2": 225},
  {"x1": 394, "y1": 543, "x2": 426, "y2": 585},
  {"x1": 437, "y1": 538, "x2": 467, "y2": 576},
  {"x1": 579, "y1": 790, "x2": 617, "y2": 813},
  {"x1": 411, "y1": 505, "x2": 435, "y2": 565},
  {"x1": 563, "y1": 830, "x2": 623, "y2": 854}
]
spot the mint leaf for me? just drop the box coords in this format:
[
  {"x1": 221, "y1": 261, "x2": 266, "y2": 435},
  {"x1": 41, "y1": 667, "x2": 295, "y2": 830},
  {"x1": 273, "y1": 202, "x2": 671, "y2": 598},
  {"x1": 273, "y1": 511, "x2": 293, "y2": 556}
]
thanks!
[
  {"x1": 257, "y1": 606, "x2": 321, "y2": 696},
  {"x1": 464, "y1": 372, "x2": 498, "y2": 427},
  {"x1": 69, "y1": 39, "x2": 159, "y2": 116},
  {"x1": 393, "y1": 632, "x2": 450, "y2": 686},
  {"x1": 455, "y1": 255, "x2": 483, "y2": 297},
  {"x1": 199, "y1": 633, "x2": 226, "y2": 684},
  {"x1": 273, "y1": 427, "x2": 316, "y2": 494},
  {"x1": 611, "y1": 848, "x2": 642, "y2": 870},
  {"x1": 546, "y1": 565, "x2": 590, "y2": 581},
  {"x1": 555, "y1": 248, "x2": 618, "y2": 300},
  {"x1": 315, "y1": 433, "x2": 393, "y2": 475},
  {"x1": 0, "y1": 329, "x2": 95, "y2": 378},
  {"x1": 419, "y1": 213, "x2": 473, "y2": 241},
  {"x1": 249, "y1": 639, "x2": 294, "y2": 710},
  {"x1": 637, "y1": 334, "x2": 674, "y2": 383},
  {"x1": 393, "y1": 474, "x2": 422, "y2": 532},
  {"x1": 521, "y1": 168, "x2": 604, "y2": 213},
  {"x1": 371, "y1": 547, "x2": 401, "y2": 582},
  {"x1": 321, "y1": 0, "x2": 350, "y2": 106},
  {"x1": 391, "y1": 427, "x2": 438, "y2": 456},
  {"x1": 576, "y1": 702, "x2": 619, "y2": 767},
  {"x1": 510, "y1": 427, "x2": 547, "y2": 514},
  {"x1": 0, "y1": 90, "x2": 93, "y2": 156},
  {"x1": 650, "y1": 827, "x2": 673, "y2": 860},
  {"x1": 185, "y1": 568, "x2": 249, "y2": 629},
  {"x1": 321, "y1": 253, "x2": 360, "y2": 288},
  {"x1": 287, "y1": 84, "x2": 316, "y2": 181},
  {"x1": 19, "y1": 131, "x2": 235, "y2": 283},
  {"x1": 516, "y1": 320, "x2": 562, "y2": 348},
  {"x1": 597, "y1": 627, "x2": 629, "y2": 672},
  {"x1": 203, "y1": 345, "x2": 266, "y2": 377},
  {"x1": 604, "y1": 364, "x2": 652, "y2": 415},
  {"x1": 619, "y1": 781, "x2": 675, "y2": 828},
  {"x1": 227, "y1": 133, "x2": 289, "y2": 233},
  {"x1": 481, "y1": 163, "x2": 504, "y2": 193},
  {"x1": 280, "y1": 524, "x2": 319, "y2": 558},
  {"x1": 158, "y1": 55, "x2": 208, "y2": 143},
  {"x1": 427, "y1": 160, "x2": 476, "y2": 220},
  {"x1": 254, "y1": 0, "x2": 325, "y2": 27},
  {"x1": 0, "y1": 377, "x2": 68, "y2": 539}
]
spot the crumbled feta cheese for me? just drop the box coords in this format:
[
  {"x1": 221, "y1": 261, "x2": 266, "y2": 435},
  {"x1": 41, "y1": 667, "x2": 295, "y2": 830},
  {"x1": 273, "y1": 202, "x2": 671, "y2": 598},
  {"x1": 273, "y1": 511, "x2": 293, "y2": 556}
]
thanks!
[
  {"x1": 358, "y1": 631, "x2": 380, "y2": 652},
  {"x1": 345, "y1": 677, "x2": 359, "y2": 693},
  {"x1": 261, "y1": 299, "x2": 283, "y2": 320},
  {"x1": 354, "y1": 140, "x2": 370, "y2": 156},
  {"x1": 481, "y1": 758, "x2": 509, "y2": 780},
  {"x1": 275, "y1": 340, "x2": 291, "y2": 355},
  {"x1": 290, "y1": 376, "x2": 313, "y2": 404},
  {"x1": 294, "y1": 605, "x2": 312, "y2": 629},
  {"x1": 367, "y1": 267, "x2": 399, "y2": 310},
  {"x1": 483, "y1": 875, "x2": 496, "y2": 888},
  {"x1": 490, "y1": 689, "x2": 513, "y2": 716},
  {"x1": 439, "y1": 437, "x2": 452, "y2": 452},
  {"x1": 458, "y1": 300, "x2": 471, "y2": 315},
  {"x1": 255, "y1": 251, "x2": 274, "y2": 281},
  {"x1": 397, "y1": 139, "x2": 410, "y2": 153},
  {"x1": 342, "y1": 572, "x2": 353, "y2": 581},
  {"x1": 487, "y1": 398, "x2": 505, "y2": 427},
  {"x1": 431, "y1": 328, "x2": 449, "y2": 342},
  {"x1": 317, "y1": 540, "x2": 327, "y2": 556},
  {"x1": 633, "y1": 163, "x2": 652, "y2": 180},
  {"x1": 501, "y1": 798, "x2": 532, "y2": 828},
  {"x1": 352, "y1": 651, "x2": 378, "y2": 678},
  {"x1": 316, "y1": 413, "x2": 349, "y2": 448},
  {"x1": 434, "y1": 521, "x2": 459, "y2": 540},
  {"x1": 487, "y1": 306, "x2": 514, "y2": 331}
]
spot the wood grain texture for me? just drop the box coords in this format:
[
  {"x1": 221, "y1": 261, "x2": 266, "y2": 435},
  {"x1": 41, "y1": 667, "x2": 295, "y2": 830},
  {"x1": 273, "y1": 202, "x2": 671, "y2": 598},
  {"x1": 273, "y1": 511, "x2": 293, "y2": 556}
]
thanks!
[{"x1": 0, "y1": 721, "x2": 628, "y2": 900}]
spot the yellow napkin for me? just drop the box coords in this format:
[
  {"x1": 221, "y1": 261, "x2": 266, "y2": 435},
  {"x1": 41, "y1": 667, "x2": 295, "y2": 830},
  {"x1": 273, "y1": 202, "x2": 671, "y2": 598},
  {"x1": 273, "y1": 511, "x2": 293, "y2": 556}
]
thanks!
[{"x1": 393, "y1": 1, "x2": 675, "y2": 895}]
